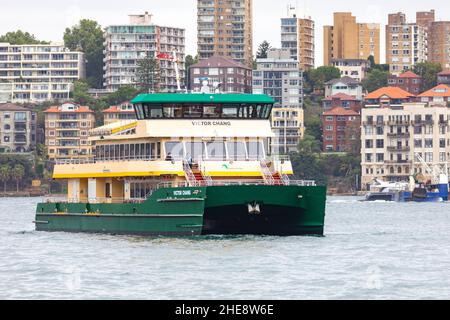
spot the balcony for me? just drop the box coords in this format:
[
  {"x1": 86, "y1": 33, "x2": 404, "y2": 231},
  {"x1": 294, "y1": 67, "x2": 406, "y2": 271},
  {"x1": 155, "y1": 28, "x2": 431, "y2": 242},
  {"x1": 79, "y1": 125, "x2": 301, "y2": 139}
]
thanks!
[
  {"x1": 387, "y1": 132, "x2": 410, "y2": 138},
  {"x1": 384, "y1": 160, "x2": 412, "y2": 164},
  {"x1": 387, "y1": 146, "x2": 411, "y2": 152}
]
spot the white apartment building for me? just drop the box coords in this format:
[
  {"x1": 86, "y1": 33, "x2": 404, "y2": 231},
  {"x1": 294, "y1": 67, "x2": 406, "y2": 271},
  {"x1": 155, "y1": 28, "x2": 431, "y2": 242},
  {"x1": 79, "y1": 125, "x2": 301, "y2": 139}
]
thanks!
[
  {"x1": 386, "y1": 12, "x2": 427, "y2": 75},
  {"x1": 253, "y1": 49, "x2": 304, "y2": 154},
  {"x1": 0, "y1": 43, "x2": 85, "y2": 103},
  {"x1": 361, "y1": 103, "x2": 450, "y2": 190},
  {"x1": 103, "y1": 12, "x2": 185, "y2": 92}
]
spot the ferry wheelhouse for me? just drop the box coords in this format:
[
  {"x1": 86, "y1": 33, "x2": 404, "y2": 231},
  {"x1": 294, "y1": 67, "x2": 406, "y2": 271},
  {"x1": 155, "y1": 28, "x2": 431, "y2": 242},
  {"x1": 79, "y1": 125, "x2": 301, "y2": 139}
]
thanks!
[{"x1": 36, "y1": 93, "x2": 326, "y2": 236}]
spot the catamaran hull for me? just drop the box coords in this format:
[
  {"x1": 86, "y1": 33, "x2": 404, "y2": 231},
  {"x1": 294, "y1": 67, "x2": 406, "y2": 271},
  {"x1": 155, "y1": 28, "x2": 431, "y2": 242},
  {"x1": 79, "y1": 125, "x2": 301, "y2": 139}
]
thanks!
[{"x1": 35, "y1": 185, "x2": 327, "y2": 236}]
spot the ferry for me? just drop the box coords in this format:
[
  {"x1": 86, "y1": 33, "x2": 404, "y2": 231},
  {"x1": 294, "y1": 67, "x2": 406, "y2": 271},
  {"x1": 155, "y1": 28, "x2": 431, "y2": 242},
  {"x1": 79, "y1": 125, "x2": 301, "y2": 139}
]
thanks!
[{"x1": 35, "y1": 93, "x2": 327, "y2": 236}]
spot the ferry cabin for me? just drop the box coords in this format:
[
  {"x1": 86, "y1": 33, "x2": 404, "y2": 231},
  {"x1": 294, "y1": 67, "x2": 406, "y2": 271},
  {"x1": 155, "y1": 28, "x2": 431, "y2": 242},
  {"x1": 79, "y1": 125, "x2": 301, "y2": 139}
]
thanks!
[{"x1": 52, "y1": 94, "x2": 295, "y2": 204}]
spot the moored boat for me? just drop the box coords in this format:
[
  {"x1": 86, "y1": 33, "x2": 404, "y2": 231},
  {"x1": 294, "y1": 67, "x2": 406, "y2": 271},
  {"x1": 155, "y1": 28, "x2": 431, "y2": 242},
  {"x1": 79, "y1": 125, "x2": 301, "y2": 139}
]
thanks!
[{"x1": 35, "y1": 93, "x2": 327, "y2": 236}]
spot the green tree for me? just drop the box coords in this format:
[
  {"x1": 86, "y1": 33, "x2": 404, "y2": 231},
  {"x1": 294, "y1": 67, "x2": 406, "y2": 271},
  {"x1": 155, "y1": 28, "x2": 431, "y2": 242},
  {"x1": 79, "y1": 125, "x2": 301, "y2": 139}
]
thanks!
[
  {"x1": 362, "y1": 69, "x2": 389, "y2": 92},
  {"x1": 367, "y1": 55, "x2": 389, "y2": 72},
  {"x1": 298, "y1": 134, "x2": 322, "y2": 153},
  {"x1": 136, "y1": 55, "x2": 161, "y2": 93},
  {"x1": 64, "y1": 20, "x2": 104, "y2": 88},
  {"x1": 256, "y1": 41, "x2": 271, "y2": 59},
  {"x1": 11, "y1": 164, "x2": 25, "y2": 192},
  {"x1": 413, "y1": 62, "x2": 442, "y2": 91},
  {"x1": 72, "y1": 80, "x2": 94, "y2": 105},
  {"x1": 0, "y1": 30, "x2": 48, "y2": 44},
  {"x1": 306, "y1": 66, "x2": 341, "y2": 91},
  {"x1": 185, "y1": 55, "x2": 198, "y2": 70},
  {"x1": 290, "y1": 152, "x2": 327, "y2": 185},
  {"x1": 0, "y1": 164, "x2": 10, "y2": 193},
  {"x1": 105, "y1": 86, "x2": 140, "y2": 105}
]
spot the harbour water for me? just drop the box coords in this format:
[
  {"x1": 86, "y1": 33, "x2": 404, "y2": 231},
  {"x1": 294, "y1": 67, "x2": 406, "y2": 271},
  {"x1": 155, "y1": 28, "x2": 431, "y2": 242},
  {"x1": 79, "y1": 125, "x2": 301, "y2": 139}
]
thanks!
[{"x1": 0, "y1": 197, "x2": 449, "y2": 300}]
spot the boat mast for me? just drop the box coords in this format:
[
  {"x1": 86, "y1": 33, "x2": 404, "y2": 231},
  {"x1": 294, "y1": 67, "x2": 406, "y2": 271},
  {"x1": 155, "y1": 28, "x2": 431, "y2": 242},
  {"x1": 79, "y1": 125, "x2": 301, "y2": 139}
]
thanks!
[{"x1": 173, "y1": 50, "x2": 182, "y2": 92}]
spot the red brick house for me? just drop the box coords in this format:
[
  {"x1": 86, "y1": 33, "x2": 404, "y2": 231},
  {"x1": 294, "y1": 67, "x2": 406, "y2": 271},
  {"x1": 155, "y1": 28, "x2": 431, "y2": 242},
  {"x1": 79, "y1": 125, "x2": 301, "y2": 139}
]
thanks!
[
  {"x1": 321, "y1": 107, "x2": 361, "y2": 152},
  {"x1": 387, "y1": 71, "x2": 423, "y2": 94},
  {"x1": 322, "y1": 93, "x2": 362, "y2": 113}
]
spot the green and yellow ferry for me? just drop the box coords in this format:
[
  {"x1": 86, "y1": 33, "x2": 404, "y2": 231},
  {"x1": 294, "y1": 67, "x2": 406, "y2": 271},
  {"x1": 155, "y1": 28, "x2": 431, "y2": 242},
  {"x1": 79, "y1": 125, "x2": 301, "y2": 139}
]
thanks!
[{"x1": 36, "y1": 93, "x2": 326, "y2": 236}]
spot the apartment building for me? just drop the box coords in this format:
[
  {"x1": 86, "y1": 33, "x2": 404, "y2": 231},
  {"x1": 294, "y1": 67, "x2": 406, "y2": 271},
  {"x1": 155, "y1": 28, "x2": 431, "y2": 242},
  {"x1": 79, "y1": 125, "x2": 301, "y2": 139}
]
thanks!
[
  {"x1": 361, "y1": 103, "x2": 450, "y2": 189},
  {"x1": 428, "y1": 21, "x2": 450, "y2": 69},
  {"x1": 281, "y1": 5, "x2": 315, "y2": 71},
  {"x1": 189, "y1": 56, "x2": 252, "y2": 93},
  {"x1": 103, "y1": 101, "x2": 136, "y2": 125},
  {"x1": 0, "y1": 43, "x2": 85, "y2": 103},
  {"x1": 322, "y1": 107, "x2": 360, "y2": 152},
  {"x1": 104, "y1": 12, "x2": 185, "y2": 92},
  {"x1": 324, "y1": 12, "x2": 380, "y2": 66},
  {"x1": 331, "y1": 59, "x2": 370, "y2": 82},
  {"x1": 322, "y1": 93, "x2": 362, "y2": 113},
  {"x1": 0, "y1": 103, "x2": 36, "y2": 153},
  {"x1": 44, "y1": 103, "x2": 95, "y2": 160},
  {"x1": 324, "y1": 76, "x2": 364, "y2": 101},
  {"x1": 385, "y1": 12, "x2": 427, "y2": 75},
  {"x1": 197, "y1": 0, "x2": 253, "y2": 68},
  {"x1": 253, "y1": 49, "x2": 304, "y2": 154},
  {"x1": 387, "y1": 71, "x2": 423, "y2": 94}
]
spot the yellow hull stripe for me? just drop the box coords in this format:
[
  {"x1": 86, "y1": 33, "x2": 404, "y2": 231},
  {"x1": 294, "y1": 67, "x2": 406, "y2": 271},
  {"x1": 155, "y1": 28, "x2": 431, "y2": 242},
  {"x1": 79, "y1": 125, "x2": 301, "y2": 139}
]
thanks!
[{"x1": 111, "y1": 121, "x2": 138, "y2": 134}]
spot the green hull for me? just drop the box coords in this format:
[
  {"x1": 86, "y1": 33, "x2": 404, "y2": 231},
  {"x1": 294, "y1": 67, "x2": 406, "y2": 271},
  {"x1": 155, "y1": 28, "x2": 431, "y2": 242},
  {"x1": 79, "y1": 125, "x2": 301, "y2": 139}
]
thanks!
[{"x1": 35, "y1": 185, "x2": 326, "y2": 236}]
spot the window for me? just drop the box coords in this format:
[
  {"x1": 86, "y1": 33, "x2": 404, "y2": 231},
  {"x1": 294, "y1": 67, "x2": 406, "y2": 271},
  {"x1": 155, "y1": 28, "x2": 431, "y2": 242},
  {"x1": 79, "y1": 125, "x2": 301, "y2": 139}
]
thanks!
[
  {"x1": 365, "y1": 140, "x2": 374, "y2": 148},
  {"x1": 376, "y1": 139, "x2": 384, "y2": 148},
  {"x1": 185, "y1": 142, "x2": 206, "y2": 160},
  {"x1": 376, "y1": 154, "x2": 384, "y2": 162},
  {"x1": 226, "y1": 142, "x2": 247, "y2": 160},
  {"x1": 164, "y1": 141, "x2": 184, "y2": 160},
  {"x1": 424, "y1": 139, "x2": 433, "y2": 148},
  {"x1": 365, "y1": 154, "x2": 373, "y2": 162},
  {"x1": 246, "y1": 141, "x2": 265, "y2": 160},
  {"x1": 206, "y1": 142, "x2": 226, "y2": 159}
]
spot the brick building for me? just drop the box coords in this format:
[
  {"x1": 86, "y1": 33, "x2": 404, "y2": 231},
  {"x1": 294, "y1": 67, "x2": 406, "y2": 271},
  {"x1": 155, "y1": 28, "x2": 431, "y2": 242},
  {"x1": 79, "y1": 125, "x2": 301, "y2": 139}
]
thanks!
[
  {"x1": 387, "y1": 71, "x2": 423, "y2": 94},
  {"x1": 322, "y1": 93, "x2": 362, "y2": 113},
  {"x1": 322, "y1": 107, "x2": 360, "y2": 152}
]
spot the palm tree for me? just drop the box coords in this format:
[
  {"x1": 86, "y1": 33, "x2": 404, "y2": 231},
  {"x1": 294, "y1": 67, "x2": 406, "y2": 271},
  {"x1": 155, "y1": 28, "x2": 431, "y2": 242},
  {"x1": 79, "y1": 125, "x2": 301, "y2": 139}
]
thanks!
[
  {"x1": 11, "y1": 164, "x2": 25, "y2": 192},
  {"x1": 0, "y1": 164, "x2": 11, "y2": 193}
]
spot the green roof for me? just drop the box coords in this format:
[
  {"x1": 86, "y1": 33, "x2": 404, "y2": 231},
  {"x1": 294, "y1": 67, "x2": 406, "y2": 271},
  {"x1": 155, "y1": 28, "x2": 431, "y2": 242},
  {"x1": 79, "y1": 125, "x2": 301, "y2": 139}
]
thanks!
[{"x1": 131, "y1": 93, "x2": 275, "y2": 105}]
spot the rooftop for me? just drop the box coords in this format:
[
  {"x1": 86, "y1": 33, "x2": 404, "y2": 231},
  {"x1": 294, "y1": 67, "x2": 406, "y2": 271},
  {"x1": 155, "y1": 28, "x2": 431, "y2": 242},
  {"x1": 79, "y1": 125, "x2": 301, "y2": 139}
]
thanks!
[
  {"x1": 191, "y1": 56, "x2": 250, "y2": 69},
  {"x1": 44, "y1": 103, "x2": 94, "y2": 113},
  {"x1": 418, "y1": 84, "x2": 450, "y2": 97},
  {"x1": 323, "y1": 93, "x2": 358, "y2": 101},
  {"x1": 0, "y1": 103, "x2": 32, "y2": 112},
  {"x1": 131, "y1": 93, "x2": 275, "y2": 105},
  {"x1": 438, "y1": 69, "x2": 450, "y2": 76},
  {"x1": 397, "y1": 71, "x2": 421, "y2": 78},
  {"x1": 325, "y1": 76, "x2": 360, "y2": 86},
  {"x1": 365, "y1": 87, "x2": 415, "y2": 100},
  {"x1": 323, "y1": 106, "x2": 360, "y2": 116}
]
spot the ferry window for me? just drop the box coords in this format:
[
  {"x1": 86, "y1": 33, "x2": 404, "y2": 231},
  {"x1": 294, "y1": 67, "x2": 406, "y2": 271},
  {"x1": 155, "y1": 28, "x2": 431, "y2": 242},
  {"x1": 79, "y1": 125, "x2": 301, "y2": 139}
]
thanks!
[
  {"x1": 247, "y1": 141, "x2": 265, "y2": 160},
  {"x1": 222, "y1": 105, "x2": 239, "y2": 118},
  {"x1": 165, "y1": 142, "x2": 184, "y2": 160},
  {"x1": 150, "y1": 106, "x2": 163, "y2": 118},
  {"x1": 130, "y1": 144, "x2": 135, "y2": 158},
  {"x1": 226, "y1": 142, "x2": 247, "y2": 160},
  {"x1": 183, "y1": 105, "x2": 203, "y2": 118},
  {"x1": 105, "y1": 145, "x2": 111, "y2": 160},
  {"x1": 185, "y1": 142, "x2": 206, "y2": 160},
  {"x1": 163, "y1": 104, "x2": 183, "y2": 118},
  {"x1": 124, "y1": 144, "x2": 130, "y2": 159},
  {"x1": 157, "y1": 142, "x2": 161, "y2": 159},
  {"x1": 204, "y1": 105, "x2": 221, "y2": 118},
  {"x1": 207, "y1": 142, "x2": 226, "y2": 159},
  {"x1": 120, "y1": 144, "x2": 125, "y2": 159},
  {"x1": 114, "y1": 145, "x2": 120, "y2": 160}
]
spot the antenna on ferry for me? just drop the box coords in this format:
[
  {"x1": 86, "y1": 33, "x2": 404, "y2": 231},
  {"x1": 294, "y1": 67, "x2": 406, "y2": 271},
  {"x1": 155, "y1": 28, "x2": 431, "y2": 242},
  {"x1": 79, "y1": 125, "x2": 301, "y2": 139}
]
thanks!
[{"x1": 173, "y1": 50, "x2": 182, "y2": 92}]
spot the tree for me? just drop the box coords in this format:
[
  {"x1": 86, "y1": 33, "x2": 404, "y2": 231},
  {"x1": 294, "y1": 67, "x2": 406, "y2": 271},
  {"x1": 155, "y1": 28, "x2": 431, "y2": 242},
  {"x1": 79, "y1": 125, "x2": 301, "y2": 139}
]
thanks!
[
  {"x1": 367, "y1": 55, "x2": 389, "y2": 72},
  {"x1": 290, "y1": 152, "x2": 327, "y2": 186},
  {"x1": 298, "y1": 134, "x2": 322, "y2": 154},
  {"x1": 256, "y1": 41, "x2": 271, "y2": 59},
  {"x1": 306, "y1": 66, "x2": 341, "y2": 91},
  {"x1": 185, "y1": 55, "x2": 198, "y2": 70},
  {"x1": 105, "y1": 86, "x2": 140, "y2": 105},
  {"x1": 362, "y1": 69, "x2": 389, "y2": 93},
  {"x1": 0, "y1": 164, "x2": 10, "y2": 193},
  {"x1": 0, "y1": 30, "x2": 48, "y2": 44},
  {"x1": 136, "y1": 55, "x2": 161, "y2": 93},
  {"x1": 64, "y1": 20, "x2": 104, "y2": 88},
  {"x1": 413, "y1": 62, "x2": 443, "y2": 91},
  {"x1": 11, "y1": 164, "x2": 25, "y2": 192},
  {"x1": 72, "y1": 80, "x2": 94, "y2": 106}
]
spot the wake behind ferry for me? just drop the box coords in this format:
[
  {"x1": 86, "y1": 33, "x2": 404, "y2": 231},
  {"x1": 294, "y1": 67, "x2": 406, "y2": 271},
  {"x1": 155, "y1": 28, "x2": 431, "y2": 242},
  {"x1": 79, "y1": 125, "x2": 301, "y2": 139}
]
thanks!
[{"x1": 35, "y1": 93, "x2": 327, "y2": 236}]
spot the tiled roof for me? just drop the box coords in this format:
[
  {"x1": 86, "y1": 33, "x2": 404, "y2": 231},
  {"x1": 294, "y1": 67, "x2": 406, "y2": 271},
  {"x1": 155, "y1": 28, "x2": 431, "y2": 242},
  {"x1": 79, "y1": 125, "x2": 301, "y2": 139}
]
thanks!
[
  {"x1": 103, "y1": 105, "x2": 135, "y2": 113},
  {"x1": 44, "y1": 105, "x2": 94, "y2": 113},
  {"x1": 191, "y1": 56, "x2": 250, "y2": 69},
  {"x1": 323, "y1": 106, "x2": 360, "y2": 116},
  {"x1": 438, "y1": 69, "x2": 450, "y2": 76},
  {"x1": 0, "y1": 103, "x2": 32, "y2": 112},
  {"x1": 365, "y1": 87, "x2": 415, "y2": 100},
  {"x1": 418, "y1": 84, "x2": 450, "y2": 97},
  {"x1": 325, "y1": 76, "x2": 360, "y2": 86},
  {"x1": 398, "y1": 71, "x2": 421, "y2": 78},
  {"x1": 323, "y1": 93, "x2": 357, "y2": 101}
]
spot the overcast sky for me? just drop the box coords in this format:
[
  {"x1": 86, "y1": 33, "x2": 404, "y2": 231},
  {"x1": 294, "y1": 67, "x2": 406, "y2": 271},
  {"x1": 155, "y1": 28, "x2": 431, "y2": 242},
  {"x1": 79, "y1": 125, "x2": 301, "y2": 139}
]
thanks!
[{"x1": 1, "y1": 0, "x2": 449, "y2": 66}]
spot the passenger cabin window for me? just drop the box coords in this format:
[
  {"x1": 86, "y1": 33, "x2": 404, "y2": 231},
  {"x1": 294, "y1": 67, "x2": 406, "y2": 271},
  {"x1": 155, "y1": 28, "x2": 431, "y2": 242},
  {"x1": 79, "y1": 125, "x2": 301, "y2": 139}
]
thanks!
[
  {"x1": 133, "y1": 103, "x2": 273, "y2": 120},
  {"x1": 164, "y1": 142, "x2": 184, "y2": 160},
  {"x1": 247, "y1": 142, "x2": 265, "y2": 160},
  {"x1": 227, "y1": 142, "x2": 247, "y2": 160},
  {"x1": 207, "y1": 142, "x2": 226, "y2": 160},
  {"x1": 185, "y1": 142, "x2": 206, "y2": 160}
]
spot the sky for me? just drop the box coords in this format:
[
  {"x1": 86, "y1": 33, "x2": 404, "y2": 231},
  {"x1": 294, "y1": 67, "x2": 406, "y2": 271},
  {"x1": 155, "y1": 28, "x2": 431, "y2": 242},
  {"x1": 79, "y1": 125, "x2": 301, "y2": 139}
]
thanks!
[{"x1": 1, "y1": 0, "x2": 449, "y2": 66}]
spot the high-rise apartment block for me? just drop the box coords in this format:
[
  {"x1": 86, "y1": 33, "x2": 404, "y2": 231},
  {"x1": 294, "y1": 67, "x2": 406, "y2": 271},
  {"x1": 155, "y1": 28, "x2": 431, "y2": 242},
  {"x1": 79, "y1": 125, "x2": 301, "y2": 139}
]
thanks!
[
  {"x1": 324, "y1": 12, "x2": 380, "y2": 66},
  {"x1": 281, "y1": 5, "x2": 315, "y2": 71},
  {"x1": 104, "y1": 12, "x2": 185, "y2": 92},
  {"x1": 428, "y1": 21, "x2": 450, "y2": 69},
  {"x1": 197, "y1": 0, "x2": 253, "y2": 68},
  {"x1": 0, "y1": 43, "x2": 85, "y2": 103},
  {"x1": 385, "y1": 12, "x2": 427, "y2": 74},
  {"x1": 0, "y1": 103, "x2": 37, "y2": 153},
  {"x1": 44, "y1": 103, "x2": 95, "y2": 160},
  {"x1": 253, "y1": 49, "x2": 304, "y2": 154}
]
